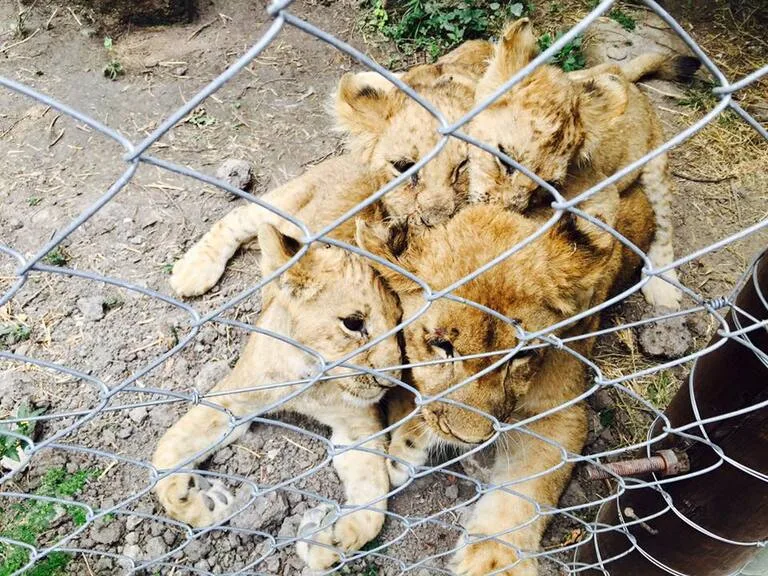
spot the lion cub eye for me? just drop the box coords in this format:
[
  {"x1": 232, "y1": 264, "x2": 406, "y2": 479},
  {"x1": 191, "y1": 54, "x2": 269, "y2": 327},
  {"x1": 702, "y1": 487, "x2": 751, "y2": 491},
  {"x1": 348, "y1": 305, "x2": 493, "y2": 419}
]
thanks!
[
  {"x1": 341, "y1": 315, "x2": 366, "y2": 334},
  {"x1": 497, "y1": 145, "x2": 517, "y2": 176},
  {"x1": 392, "y1": 159, "x2": 419, "y2": 185},
  {"x1": 429, "y1": 338, "x2": 454, "y2": 358}
]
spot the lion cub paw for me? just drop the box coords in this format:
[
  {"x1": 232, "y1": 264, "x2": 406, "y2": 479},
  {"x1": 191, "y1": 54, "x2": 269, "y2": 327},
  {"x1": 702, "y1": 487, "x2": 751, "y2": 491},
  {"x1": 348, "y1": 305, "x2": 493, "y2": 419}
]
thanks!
[
  {"x1": 451, "y1": 538, "x2": 536, "y2": 576},
  {"x1": 169, "y1": 243, "x2": 227, "y2": 297},
  {"x1": 155, "y1": 473, "x2": 233, "y2": 527},
  {"x1": 296, "y1": 504, "x2": 380, "y2": 570},
  {"x1": 641, "y1": 275, "x2": 682, "y2": 310}
]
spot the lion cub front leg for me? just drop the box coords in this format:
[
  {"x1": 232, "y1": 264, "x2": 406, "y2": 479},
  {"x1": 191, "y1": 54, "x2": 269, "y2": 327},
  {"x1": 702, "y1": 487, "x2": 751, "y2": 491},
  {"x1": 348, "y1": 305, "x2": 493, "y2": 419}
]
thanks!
[
  {"x1": 451, "y1": 405, "x2": 586, "y2": 576},
  {"x1": 170, "y1": 182, "x2": 313, "y2": 297},
  {"x1": 384, "y1": 387, "x2": 433, "y2": 487},
  {"x1": 152, "y1": 401, "x2": 247, "y2": 527},
  {"x1": 296, "y1": 407, "x2": 390, "y2": 570}
]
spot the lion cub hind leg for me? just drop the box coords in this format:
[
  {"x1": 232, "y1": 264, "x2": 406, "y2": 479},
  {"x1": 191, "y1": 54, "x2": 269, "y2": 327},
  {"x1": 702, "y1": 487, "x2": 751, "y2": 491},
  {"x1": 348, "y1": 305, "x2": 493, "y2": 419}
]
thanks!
[
  {"x1": 296, "y1": 407, "x2": 390, "y2": 570},
  {"x1": 640, "y1": 154, "x2": 682, "y2": 310}
]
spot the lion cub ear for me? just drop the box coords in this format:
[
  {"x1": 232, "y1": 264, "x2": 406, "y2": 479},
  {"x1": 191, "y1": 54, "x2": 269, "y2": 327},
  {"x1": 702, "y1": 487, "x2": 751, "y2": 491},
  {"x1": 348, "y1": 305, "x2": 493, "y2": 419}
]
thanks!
[
  {"x1": 355, "y1": 218, "x2": 420, "y2": 295},
  {"x1": 576, "y1": 73, "x2": 629, "y2": 162},
  {"x1": 476, "y1": 18, "x2": 538, "y2": 100},
  {"x1": 258, "y1": 223, "x2": 306, "y2": 281},
  {"x1": 334, "y1": 71, "x2": 400, "y2": 146}
]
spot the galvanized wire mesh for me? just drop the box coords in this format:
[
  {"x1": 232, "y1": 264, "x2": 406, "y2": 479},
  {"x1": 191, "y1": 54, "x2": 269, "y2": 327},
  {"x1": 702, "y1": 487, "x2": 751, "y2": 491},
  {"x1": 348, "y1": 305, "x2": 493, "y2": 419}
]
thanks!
[{"x1": 1, "y1": 0, "x2": 767, "y2": 575}]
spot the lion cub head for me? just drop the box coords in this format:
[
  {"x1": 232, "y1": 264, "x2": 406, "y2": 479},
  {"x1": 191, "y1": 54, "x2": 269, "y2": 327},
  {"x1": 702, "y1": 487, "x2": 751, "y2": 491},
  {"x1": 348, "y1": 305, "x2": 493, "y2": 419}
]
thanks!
[
  {"x1": 356, "y1": 197, "x2": 620, "y2": 443},
  {"x1": 334, "y1": 41, "x2": 492, "y2": 228},
  {"x1": 467, "y1": 19, "x2": 629, "y2": 211},
  {"x1": 256, "y1": 223, "x2": 402, "y2": 404}
]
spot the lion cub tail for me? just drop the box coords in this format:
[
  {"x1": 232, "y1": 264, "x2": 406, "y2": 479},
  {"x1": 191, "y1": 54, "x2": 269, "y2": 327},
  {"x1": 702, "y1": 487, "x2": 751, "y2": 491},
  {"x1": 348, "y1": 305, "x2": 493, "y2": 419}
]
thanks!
[{"x1": 619, "y1": 53, "x2": 701, "y2": 84}]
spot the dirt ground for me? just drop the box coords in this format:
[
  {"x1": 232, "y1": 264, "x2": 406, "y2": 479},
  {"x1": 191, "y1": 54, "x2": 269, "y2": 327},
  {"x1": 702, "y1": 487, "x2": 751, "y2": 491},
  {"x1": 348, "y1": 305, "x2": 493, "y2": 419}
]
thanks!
[{"x1": 0, "y1": 0, "x2": 766, "y2": 575}]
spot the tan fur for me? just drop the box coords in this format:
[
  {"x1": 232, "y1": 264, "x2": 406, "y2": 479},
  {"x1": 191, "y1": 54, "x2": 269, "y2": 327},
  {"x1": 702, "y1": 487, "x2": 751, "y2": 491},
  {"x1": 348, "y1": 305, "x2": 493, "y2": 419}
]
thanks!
[
  {"x1": 467, "y1": 19, "x2": 698, "y2": 309},
  {"x1": 333, "y1": 41, "x2": 492, "y2": 227},
  {"x1": 357, "y1": 182, "x2": 654, "y2": 575},
  {"x1": 154, "y1": 159, "x2": 402, "y2": 569}
]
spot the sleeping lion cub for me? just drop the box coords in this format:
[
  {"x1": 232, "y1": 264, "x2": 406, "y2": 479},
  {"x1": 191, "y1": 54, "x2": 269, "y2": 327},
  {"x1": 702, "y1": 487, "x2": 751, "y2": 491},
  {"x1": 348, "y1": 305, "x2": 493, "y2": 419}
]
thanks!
[
  {"x1": 152, "y1": 156, "x2": 402, "y2": 570},
  {"x1": 356, "y1": 180, "x2": 654, "y2": 575},
  {"x1": 466, "y1": 19, "x2": 699, "y2": 309}
]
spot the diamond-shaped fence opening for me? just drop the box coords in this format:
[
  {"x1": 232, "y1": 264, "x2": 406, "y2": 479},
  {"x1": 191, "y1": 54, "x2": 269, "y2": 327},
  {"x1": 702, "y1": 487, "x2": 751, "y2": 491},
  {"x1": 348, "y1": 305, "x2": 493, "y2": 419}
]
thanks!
[{"x1": 1, "y1": 0, "x2": 766, "y2": 575}]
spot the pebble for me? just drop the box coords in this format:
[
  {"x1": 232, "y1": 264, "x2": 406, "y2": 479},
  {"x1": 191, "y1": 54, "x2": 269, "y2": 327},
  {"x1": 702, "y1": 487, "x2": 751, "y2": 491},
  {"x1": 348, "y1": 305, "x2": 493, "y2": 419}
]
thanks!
[
  {"x1": 7, "y1": 218, "x2": 23, "y2": 230},
  {"x1": 76, "y1": 296, "x2": 105, "y2": 321},
  {"x1": 128, "y1": 406, "x2": 147, "y2": 424},
  {"x1": 91, "y1": 517, "x2": 124, "y2": 545},
  {"x1": 145, "y1": 535, "x2": 167, "y2": 559},
  {"x1": 163, "y1": 529, "x2": 177, "y2": 546},
  {"x1": 184, "y1": 538, "x2": 211, "y2": 562},
  {"x1": 123, "y1": 543, "x2": 142, "y2": 560},
  {"x1": 638, "y1": 308, "x2": 692, "y2": 358},
  {"x1": 125, "y1": 531, "x2": 138, "y2": 545},
  {"x1": 445, "y1": 484, "x2": 459, "y2": 501},
  {"x1": 126, "y1": 516, "x2": 143, "y2": 531},
  {"x1": 216, "y1": 158, "x2": 253, "y2": 191},
  {"x1": 116, "y1": 426, "x2": 133, "y2": 439}
]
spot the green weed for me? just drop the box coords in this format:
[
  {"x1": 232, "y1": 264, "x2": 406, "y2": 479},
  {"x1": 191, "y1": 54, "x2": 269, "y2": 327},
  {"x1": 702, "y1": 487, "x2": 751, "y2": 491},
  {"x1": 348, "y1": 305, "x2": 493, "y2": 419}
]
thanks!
[
  {"x1": 0, "y1": 323, "x2": 31, "y2": 348},
  {"x1": 646, "y1": 371, "x2": 677, "y2": 409},
  {"x1": 186, "y1": 107, "x2": 216, "y2": 127},
  {"x1": 0, "y1": 467, "x2": 99, "y2": 576},
  {"x1": 102, "y1": 37, "x2": 124, "y2": 81},
  {"x1": 27, "y1": 197, "x2": 42, "y2": 207},
  {"x1": 42, "y1": 247, "x2": 68, "y2": 267},
  {"x1": 0, "y1": 402, "x2": 44, "y2": 461},
  {"x1": 537, "y1": 32, "x2": 586, "y2": 71},
  {"x1": 367, "y1": 0, "x2": 534, "y2": 60},
  {"x1": 609, "y1": 8, "x2": 636, "y2": 31}
]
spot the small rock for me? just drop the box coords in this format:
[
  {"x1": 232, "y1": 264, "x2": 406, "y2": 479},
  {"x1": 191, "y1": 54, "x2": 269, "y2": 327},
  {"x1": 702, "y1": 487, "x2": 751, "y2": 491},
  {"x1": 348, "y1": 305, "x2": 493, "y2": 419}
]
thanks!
[
  {"x1": 216, "y1": 158, "x2": 253, "y2": 191},
  {"x1": 150, "y1": 406, "x2": 177, "y2": 428},
  {"x1": 162, "y1": 529, "x2": 177, "y2": 546},
  {"x1": 277, "y1": 513, "x2": 301, "y2": 539},
  {"x1": 184, "y1": 538, "x2": 211, "y2": 562},
  {"x1": 173, "y1": 65, "x2": 188, "y2": 76},
  {"x1": 231, "y1": 489, "x2": 288, "y2": 531},
  {"x1": 638, "y1": 308, "x2": 692, "y2": 358},
  {"x1": 128, "y1": 406, "x2": 147, "y2": 424},
  {"x1": 80, "y1": 27, "x2": 97, "y2": 38},
  {"x1": 91, "y1": 517, "x2": 124, "y2": 545},
  {"x1": 93, "y1": 557, "x2": 114, "y2": 572},
  {"x1": 125, "y1": 516, "x2": 143, "y2": 531},
  {"x1": 77, "y1": 296, "x2": 104, "y2": 321},
  {"x1": 145, "y1": 535, "x2": 167, "y2": 559},
  {"x1": 125, "y1": 531, "x2": 138, "y2": 545},
  {"x1": 7, "y1": 218, "x2": 23, "y2": 230},
  {"x1": 444, "y1": 484, "x2": 459, "y2": 501},
  {"x1": 116, "y1": 426, "x2": 133, "y2": 439},
  {"x1": 128, "y1": 235, "x2": 144, "y2": 245},
  {"x1": 591, "y1": 388, "x2": 615, "y2": 411},
  {"x1": 123, "y1": 543, "x2": 142, "y2": 560}
]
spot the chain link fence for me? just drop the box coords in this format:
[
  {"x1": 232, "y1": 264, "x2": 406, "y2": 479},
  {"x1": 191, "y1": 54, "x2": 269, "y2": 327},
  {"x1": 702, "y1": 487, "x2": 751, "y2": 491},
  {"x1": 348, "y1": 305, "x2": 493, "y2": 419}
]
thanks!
[{"x1": 1, "y1": 0, "x2": 767, "y2": 574}]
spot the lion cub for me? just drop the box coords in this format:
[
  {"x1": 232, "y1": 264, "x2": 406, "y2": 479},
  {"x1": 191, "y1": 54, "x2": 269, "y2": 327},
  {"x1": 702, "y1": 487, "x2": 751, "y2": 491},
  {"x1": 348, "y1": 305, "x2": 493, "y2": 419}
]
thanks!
[
  {"x1": 153, "y1": 156, "x2": 402, "y2": 570},
  {"x1": 467, "y1": 19, "x2": 700, "y2": 309},
  {"x1": 333, "y1": 40, "x2": 492, "y2": 228},
  {"x1": 356, "y1": 179, "x2": 654, "y2": 576}
]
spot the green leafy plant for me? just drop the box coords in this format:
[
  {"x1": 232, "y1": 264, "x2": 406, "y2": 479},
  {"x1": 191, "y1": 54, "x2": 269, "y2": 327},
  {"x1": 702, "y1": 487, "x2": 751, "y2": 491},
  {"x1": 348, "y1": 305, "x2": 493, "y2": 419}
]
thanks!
[
  {"x1": 103, "y1": 36, "x2": 124, "y2": 80},
  {"x1": 0, "y1": 402, "x2": 44, "y2": 462},
  {"x1": 367, "y1": 0, "x2": 534, "y2": 60},
  {"x1": 186, "y1": 107, "x2": 216, "y2": 127},
  {"x1": 609, "y1": 8, "x2": 636, "y2": 31},
  {"x1": 0, "y1": 467, "x2": 99, "y2": 575},
  {"x1": 0, "y1": 322, "x2": 31, "y2": 348},
  {"x1": 27, "y1": 197, "x2": 42, "y2": 207},
  {"x1": 537, "y1": 32, "x2": 586, "y2": 71},
  {"x1": 42, "y1": 247, "x2": 68, "y2": 266}
]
